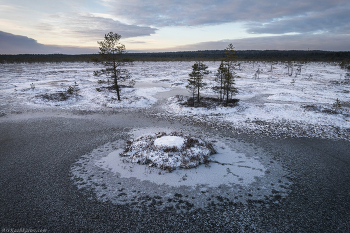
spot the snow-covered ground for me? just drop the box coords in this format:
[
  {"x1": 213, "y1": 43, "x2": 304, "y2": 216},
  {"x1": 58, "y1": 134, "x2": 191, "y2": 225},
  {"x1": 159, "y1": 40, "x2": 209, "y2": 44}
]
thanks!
[
  {"x1": 162, "y1": 61, "x2": 350, "y2": 140},
  {"x1": 0, "y1": 62, "x2": 173, "y2": 112},
  {"x1": 3, "y1": 61, "x2": 348, "y2": 139}
]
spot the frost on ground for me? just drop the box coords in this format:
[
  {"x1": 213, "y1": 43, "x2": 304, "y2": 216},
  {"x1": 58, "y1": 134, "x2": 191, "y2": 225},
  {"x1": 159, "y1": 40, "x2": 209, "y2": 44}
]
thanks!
[
  {"x1": 120, "y1": 132, "x2": 216, "y2": 171},
  {"x1": 71, "y1": 127, "x2": 292, "y2": 212},
  {"x1": 161, "y1": 61, "x2": 350, "y2": 140},
  {"x1": 165, "y1": 95, "x2": 350, "y2": 140},
  {"x1": 0, "y1": 62, "x2": 172, "y2": 112},
  {"x1": 1, "y1": 61, "x2": 349, "y2": 140},
  {"x1": 3, "y1": 61, "x2": 347, "y2": 211}
]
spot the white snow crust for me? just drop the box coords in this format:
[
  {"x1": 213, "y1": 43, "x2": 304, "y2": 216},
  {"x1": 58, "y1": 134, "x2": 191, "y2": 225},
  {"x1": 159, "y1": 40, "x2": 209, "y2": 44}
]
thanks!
[
  {"x1": 1, "y1": 61, "x2": 350, "y2": 140},
  {"x1": 154, "y1": 136, "x2": 184, "y2": 149}
]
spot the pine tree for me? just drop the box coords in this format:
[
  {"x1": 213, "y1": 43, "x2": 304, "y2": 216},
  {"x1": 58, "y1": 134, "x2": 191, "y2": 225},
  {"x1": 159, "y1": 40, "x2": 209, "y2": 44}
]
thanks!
[
  {"x1": 93, "y1": 32, "x2": 133, "y2": 101},
  {"x1": 222, "y1": 68, "x2": 238, "y2": 105},
  {"x1": 186, "y1": 61, "x2": 209, "y2": 106},
  {"x1": 213, "y1": 61, "x2": 226, "y2": 101},
  {"x1": 223, "y1": 43, "x2": 236, "y2": 73},
  {"x1": 213, "y1": 44, "x2": 238, "y2": 105}
]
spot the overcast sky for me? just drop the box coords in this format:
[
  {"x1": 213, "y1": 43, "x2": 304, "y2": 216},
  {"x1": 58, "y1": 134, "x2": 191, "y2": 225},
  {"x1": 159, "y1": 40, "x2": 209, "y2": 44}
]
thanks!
[{"x1": 0, "y1": 0, "x2": 349, "y2": 54}]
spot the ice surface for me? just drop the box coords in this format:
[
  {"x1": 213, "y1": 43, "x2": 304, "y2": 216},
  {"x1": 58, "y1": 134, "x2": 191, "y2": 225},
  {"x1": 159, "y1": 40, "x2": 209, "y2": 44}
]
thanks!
[
  {"x1": 96, "y1": 141, "x2": 265, "y2": 187},
  {"x1": 71, "y1": 127, "x2": 292, "y2": 211}
]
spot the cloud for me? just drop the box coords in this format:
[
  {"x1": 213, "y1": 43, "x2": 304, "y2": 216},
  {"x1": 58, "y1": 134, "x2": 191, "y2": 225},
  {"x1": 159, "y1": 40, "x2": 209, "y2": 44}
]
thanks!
[
  {"x1": 161, "y1": 34, "x2": 350, "y2": 51},
  {"x1": 58, "y1": 13, "x2": 157, "y2": 39},
  {"x1": 33, "y1": 13, "x2": 157, "y2": 43},
  {"x1": 125, "y1": 40, "x2": 147, "y2": 44},
  {"x1": 108, "y1": 0, "x2": 348, "y2": 27},
  {"x1": 108, "y1": 0, "x2": 350, "y2": 41},
  {"x1": 0, "y1": 31, "x2": 97, "y2": 54},
  {"x1": 247, "y1": 2, "x2": 350, "y2": 34},
  {"x1": 2, "y1": 32, "x2": 350, "y2": 55}
]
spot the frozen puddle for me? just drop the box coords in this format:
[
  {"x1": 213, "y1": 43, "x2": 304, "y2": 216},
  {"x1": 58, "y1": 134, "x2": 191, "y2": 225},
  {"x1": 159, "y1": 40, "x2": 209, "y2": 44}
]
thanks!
[
  {"x1": 71, "y1": 128, "x2": 292, "y2": 211},
  {"x1": 96, "y1": 143, "x2": 264, "y2": 187}
]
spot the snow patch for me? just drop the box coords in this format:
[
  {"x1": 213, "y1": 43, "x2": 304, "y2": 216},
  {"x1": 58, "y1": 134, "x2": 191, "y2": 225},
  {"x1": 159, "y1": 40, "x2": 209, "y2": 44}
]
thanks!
[{"x1": 154, "y1": 136, "x2": 185, "y2": 149}]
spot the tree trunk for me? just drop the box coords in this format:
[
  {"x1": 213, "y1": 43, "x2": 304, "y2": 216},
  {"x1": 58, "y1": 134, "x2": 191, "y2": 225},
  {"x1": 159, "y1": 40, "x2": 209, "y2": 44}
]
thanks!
[
  {"x1": 226, "y1": 86, "x2": 229, "y2": 106},
  {"x1": 193, "y1": 91, "x2": 195, "y2": 107},
  {"x1": 197, "y1": 84, "x2": 200, "y2": 104},
  {"x1": 220, "y1": 74, "x2": 223, "y2": 101},
  {"x1": 115, "y1": 76, "x2": 120, "y2": 101},
  {"x1": 112, "y1": 52, "x2": 121, "y2": 101}
]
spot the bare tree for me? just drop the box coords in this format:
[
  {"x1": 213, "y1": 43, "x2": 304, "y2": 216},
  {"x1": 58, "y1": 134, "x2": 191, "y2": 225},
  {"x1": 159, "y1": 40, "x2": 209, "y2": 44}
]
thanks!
[
  {"x1": 296, "y1": 64, "x2": 302, "y2": 76},
  {"x1": 255, "y1": 67, "x2": 261, "y2": 79},
  {"x1": 286, "y1": 61, "x2": 293, "y2": 76},
  {"x1": 269, "y1": 62, "x2": 277, "y2": 72}
]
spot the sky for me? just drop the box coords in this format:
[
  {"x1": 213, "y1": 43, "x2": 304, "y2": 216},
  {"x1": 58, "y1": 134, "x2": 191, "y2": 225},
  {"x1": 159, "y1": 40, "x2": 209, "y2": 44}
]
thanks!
[{"x1": 0, "y1": 0, "x2": 349, "y2": 54}]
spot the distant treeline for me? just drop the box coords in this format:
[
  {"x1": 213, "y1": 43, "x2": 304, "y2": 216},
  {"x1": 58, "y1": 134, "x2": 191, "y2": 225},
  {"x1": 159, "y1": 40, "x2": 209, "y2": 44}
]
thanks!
[
  {"x1": 1, "y1": 50, "x2": 350, "y2": 63},
  {"x1": 0, "y1": 54, "x2": 95, "y2": 63}
]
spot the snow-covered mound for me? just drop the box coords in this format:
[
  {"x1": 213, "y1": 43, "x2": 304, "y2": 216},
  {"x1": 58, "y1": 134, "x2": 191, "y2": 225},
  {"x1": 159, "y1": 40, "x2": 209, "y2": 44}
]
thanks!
[{"x1": 120, "y1": 132, "x2": 216, "y2": 171}]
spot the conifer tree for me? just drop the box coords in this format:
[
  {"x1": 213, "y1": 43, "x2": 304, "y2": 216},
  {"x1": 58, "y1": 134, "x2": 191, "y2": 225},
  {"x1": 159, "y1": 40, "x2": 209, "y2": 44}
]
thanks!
[
  {"x1": 222, "y1": 67, "x2": 238, "y2": 105},
  {"x1": 213, "y1": 44, "x2": 238, "y2": 105},
  {"x1": 223, "y1": 43, "x2": 237, "y2": 73},
  {"x1": 213, "y1": 61, "x2": 226, "y2": 101},
  {"x1": 93, "y1": 32, "x2": 133, "y2": 101},
  {"x1": 186, "y1": 61, "x2": 209, "y2": 106}
]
